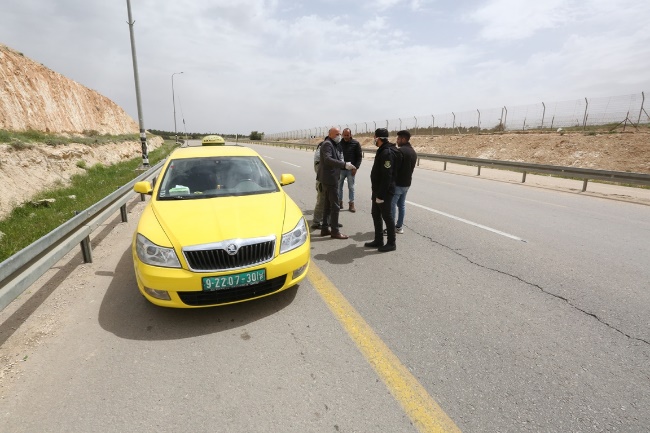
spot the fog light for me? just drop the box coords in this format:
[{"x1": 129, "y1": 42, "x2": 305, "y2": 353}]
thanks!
[
  {"x1": 292, "y1": 263, "x2": 308, "y2": 280},
  {"x1": 143, "y1": 287, "x2": 171, "y2": 301}
]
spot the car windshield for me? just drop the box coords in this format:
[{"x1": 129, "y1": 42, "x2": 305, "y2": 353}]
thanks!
[{"x1": 157, "y1": 156, "x2": 280, "y2": 200}]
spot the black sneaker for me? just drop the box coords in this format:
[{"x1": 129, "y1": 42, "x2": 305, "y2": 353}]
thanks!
[
  {"x1": 364, "y1": 240, "x2": 383, "y2": 248},
  {"x1": 378, "y1": 243, "x2": 396, "y2": 252}
]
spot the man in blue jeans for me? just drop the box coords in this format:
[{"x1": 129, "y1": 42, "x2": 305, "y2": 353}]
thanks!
[
  {"x1": 391, "y1": 130, "x2": 417, "y2": 234},
  {"x1": 337, "y1": 128, "x2": 362, "y2": 212}
]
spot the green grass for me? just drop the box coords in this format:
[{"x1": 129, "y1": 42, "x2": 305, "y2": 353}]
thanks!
[
  {"x1": 0, "y1": 140, "x2": 178, "y2": 262},
  {"x1": 0, "y1": 128, "x2": 141, "y2": 147}
]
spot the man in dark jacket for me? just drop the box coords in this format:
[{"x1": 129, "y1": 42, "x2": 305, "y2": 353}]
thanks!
[
  {"x1": 318, "y1": 127, "x2": 356, "y2": 239},
  {"x1": 391, "y1": 130, "x2": 417, "y2": 234},
  {"x1": 337, "y1": 128, "x2": 363, "y2": 212},
  {"x1": 364, "y1": 128, "x2": 396, "y2": 252}
]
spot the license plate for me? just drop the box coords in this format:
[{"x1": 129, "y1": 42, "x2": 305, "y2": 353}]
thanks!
[{"x1": 202, "y1": 269, "x2": 266, "y2": 291}]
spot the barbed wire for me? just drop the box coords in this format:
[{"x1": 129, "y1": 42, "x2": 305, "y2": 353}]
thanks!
[{"x1": 271, "y1": 91, "x2": 649, "y2": 139}]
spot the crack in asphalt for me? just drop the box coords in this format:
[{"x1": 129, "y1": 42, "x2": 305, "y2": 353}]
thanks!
[{"x1": 412, "y1": 227, "x2": 650, "y2": 347}]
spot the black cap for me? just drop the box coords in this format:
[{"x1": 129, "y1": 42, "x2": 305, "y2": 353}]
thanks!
[{"x1": 374, "y1": 128, "x2": 389, "y2": 138}]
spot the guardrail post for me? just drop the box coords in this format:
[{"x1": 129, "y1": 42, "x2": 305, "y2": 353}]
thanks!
[
  {"x1": 120, "y1": 203, "x2": 128, "y2": 222},
  {"x1": 477, "y1": 166, "x2": 481, "y2": 176},
  {"x1": 140, "y1": 193, "x2": 146, "y2": 201},
  {"x1": 74, "y1": 210, "x2": 93, "y2": 263},
  {"x1": 81, "y1": 236, "x2": 93, "y2": 263},
  {"x1": 582, "y1": 179, "x2": 589, "y2": 192},
  {"x1": 443, "y1": 162, "x2": 447, "y2": 170},
  {"x1": 522, "y1": 172, "x2": 527, "y2": 183}
]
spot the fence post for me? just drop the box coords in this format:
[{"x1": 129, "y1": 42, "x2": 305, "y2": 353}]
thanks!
[
  {"x1": 414, "y1": 116, "x2": 418, "y2": 135},
  {"x1": 431, "y1": 115, "x2": 434, "y2": 136},
  {"x1": 503, "y1": 106, "x2": 508, "y2": 131},
  {"x1": 541, "y1": 102, "x2": 546, "y2": 130},
  {"x1": 637, "y1": 92, "x2": 646, "y2": 126},
  {"x1": 477, "y1": 109, "x2": 481, "y2": 133},
  {"x1": 583, "y1": 97, "x2": 589, "y2": 130}
]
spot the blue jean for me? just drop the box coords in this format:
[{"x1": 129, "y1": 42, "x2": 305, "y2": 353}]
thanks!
[
  {"x1": 391, "y1": 185, "x2": 409, "y2": 228},
  {"x1": 338, "y1": 169, "x2": 356, "y2": 203}
]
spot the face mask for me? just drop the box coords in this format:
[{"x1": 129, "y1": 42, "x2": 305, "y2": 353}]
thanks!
[{"x1": 333, "y1": 135, "x2": 342, "y2": 144}]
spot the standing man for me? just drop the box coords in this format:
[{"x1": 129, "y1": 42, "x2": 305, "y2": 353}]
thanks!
[
  {"x1": 311, "y1": 138, "x2": 326, "y2": 229},
  {"x1": 391, "y1": 130, "x2": 417, "y2": 234},
  {"x1": 364, "y1": 128, "x2": 396, "y2": 252},
  {"x1": 338, "y1": 128, "x2": 362, "y2": 213},
  {"x1": 319, "y1": 127, "x2": 356, "y2": 239}
]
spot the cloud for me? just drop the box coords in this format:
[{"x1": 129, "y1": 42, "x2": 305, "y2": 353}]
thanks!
[{"x1": 466, "y1": 0, "x2": 578, "y2": 41}]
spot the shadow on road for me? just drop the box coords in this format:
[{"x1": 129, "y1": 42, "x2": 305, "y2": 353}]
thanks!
[{"x1": 97, "y1": 247, "x2": 298, "y2": 341}]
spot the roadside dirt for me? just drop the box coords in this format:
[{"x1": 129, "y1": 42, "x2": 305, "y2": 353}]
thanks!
[
  {"x1": 0, "y1": 137, "x2": 163, "y2": 220},
  {"x1": 357, "y1": 131, "x2": 650, "y2": 174}
]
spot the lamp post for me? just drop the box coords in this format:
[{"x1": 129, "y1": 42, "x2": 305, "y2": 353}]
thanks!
[
  {"x1": 172, "y1": 71, "x2": 183, "y2": 143},
  {"x1": 125, "y1": 0, "x2": 149, "y2": 167}
]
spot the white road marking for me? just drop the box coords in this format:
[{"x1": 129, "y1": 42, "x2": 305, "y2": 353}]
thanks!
[
  {"x1": 407, "y1": 201, "x2": 526, "y2": 242},
  {"x1": 282, "y1": 161, "x2": 301, "y2": 167}
]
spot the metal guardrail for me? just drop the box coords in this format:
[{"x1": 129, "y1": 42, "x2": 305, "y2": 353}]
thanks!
[
  {"x1": 240, "y1": 140, "x2": 650, "y2": 191},
  {"x1": 0, "y1": 160, "x2": 164, "y2": 312}
]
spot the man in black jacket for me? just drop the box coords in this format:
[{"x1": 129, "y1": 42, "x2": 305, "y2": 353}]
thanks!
[
  {"x1": 337, "y1": 128, "x2": 363, "y2": 212},
  {"x1": 364, "y1": 128, "x2": 396, "y2": 252},
  {"x1": 318, "y1": 127, "x2": 356, "y2": 239},
  {"x1": 391, "y1": 130, "x2": 417, "y2": 234}
]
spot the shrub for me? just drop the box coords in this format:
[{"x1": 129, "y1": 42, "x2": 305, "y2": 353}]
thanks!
[
  {"x1": 8, "y1": 139, "x2": 33, "y2": 150},
  {"x1": 249, "y1": 131, "x2": 264, "y2": 140}
]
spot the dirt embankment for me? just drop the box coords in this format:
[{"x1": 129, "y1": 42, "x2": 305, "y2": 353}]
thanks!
[
  {"x1": 0, "y1": 44, "x2": 138, "y2": 134},
  {"x1": 354, "y1": 131, "x2": 650, "y2": 174},
  {"x1": 0, "y1": 43, "x2": 154, "y2": 220},
  {"x1": 0, "y1": 138, "x2": 163, "y2": 220}
]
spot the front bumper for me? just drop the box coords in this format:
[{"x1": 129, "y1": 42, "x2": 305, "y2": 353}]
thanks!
[{"x1": 132, "y1": 241, "x2": 310, "y2": 308}]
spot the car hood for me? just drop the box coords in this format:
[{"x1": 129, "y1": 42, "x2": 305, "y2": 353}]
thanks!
[{"x1": 150, "y1": 192, "x2": 288, "y2": 247}]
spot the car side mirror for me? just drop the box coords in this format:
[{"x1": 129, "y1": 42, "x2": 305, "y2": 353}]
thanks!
[
  {"x1": 279, "y1": 174, "x2": 295, "y2": 186},
  {"x1": 134, "y1": 181, "x2": 153, "y2": 195}
]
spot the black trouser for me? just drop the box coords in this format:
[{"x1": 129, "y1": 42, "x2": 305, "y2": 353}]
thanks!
[
  {"x1": 371, "y1": 193, "x2": 395, "y2": 244},
  {"x1": 322, "y1": 183, "x2": 341, "y2": 233}
]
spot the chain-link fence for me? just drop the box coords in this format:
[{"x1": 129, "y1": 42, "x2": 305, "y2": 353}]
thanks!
[{"x1": 271, "y1": 92, "x2": 649, "y2": 140}]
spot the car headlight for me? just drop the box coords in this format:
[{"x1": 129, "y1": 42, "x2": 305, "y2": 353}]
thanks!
[
  {"x1": 135, "y1": 233, "x2": 181, "y2": 268},
  {"x1": 280, "y1": 218, "x2": 308, "y2": 254}
]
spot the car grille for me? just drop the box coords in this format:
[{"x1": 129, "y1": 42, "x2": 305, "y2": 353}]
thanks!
[
  {"x1": 184, "y1": 238, "x2": 275, "y2": 271},
  {"x1": 178, "y1": 275, "x2": 287, "y2": 306}
]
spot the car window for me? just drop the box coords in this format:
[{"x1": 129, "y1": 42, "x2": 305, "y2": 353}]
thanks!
[{"x1": 157, "y1": 156, "x2": 279, "y2": 199}]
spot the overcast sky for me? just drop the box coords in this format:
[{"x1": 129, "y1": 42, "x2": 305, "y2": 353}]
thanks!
[{"x1": 2, "y1": 0, "x2": 649, "y2": 135}]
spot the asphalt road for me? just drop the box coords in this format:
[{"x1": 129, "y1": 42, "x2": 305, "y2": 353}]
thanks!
[{"x1": 0, "y1": 142, "x2": 648, "y2": 432}]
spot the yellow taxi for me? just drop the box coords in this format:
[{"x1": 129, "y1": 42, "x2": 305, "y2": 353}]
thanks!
[
  {"x1": 132, "y1": 145, "x2": 310, "y2": 307},
  {"x1": 201, "y1": 135, "x2": 226, "y2": 146}
]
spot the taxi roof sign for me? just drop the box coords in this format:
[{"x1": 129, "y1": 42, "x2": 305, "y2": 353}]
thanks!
[{"x1": 202, "y1": 135, "x2": 226, "y2": 146}]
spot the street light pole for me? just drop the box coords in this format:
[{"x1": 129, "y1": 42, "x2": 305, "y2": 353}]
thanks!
[
  {"x1": 125, "y1": 0, "x2": 149, "y2": 167},
  {"x1": 172, "y1": 71, "x2": 183, "y2": 143}
]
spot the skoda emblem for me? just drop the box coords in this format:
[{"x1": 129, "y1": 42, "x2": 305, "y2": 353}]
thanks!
[{"x1": 226, "y1": 243, "x2": 239, "y2": 255}]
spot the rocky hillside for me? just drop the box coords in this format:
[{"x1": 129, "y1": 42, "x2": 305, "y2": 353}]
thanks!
[
  {"x1": 0, "y1": 44, "x2": 138, "y2": 134},
  {"x1": 0, "y1": 43, "x2": 162, "y2": 219}
]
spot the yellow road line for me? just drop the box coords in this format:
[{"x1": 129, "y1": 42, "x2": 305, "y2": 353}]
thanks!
[{"x1": 308, "y1": 263, "x2": 462, "y2": 433}]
